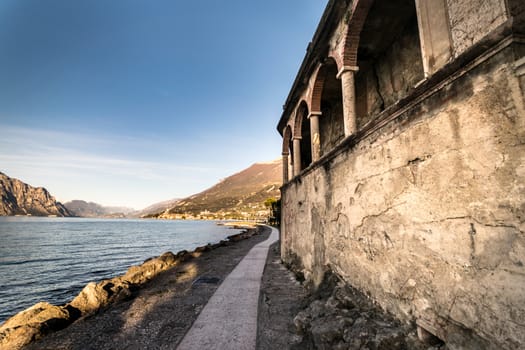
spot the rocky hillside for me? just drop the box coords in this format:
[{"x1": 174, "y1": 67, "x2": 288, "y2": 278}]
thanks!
[
  {"x1": 63, "y1": 200, "x2": 135, "y2": 218},
  {"x1": 156, "y1": 160, "x2": 282, "y2": 220},
  {"x1": 0, "y1": 172, "x2": 72, "y2": 217}
]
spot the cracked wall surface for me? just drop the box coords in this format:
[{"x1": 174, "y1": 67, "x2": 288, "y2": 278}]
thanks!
[{"x1": 281, "y1": 45, "x2": 525, "y2": 349}]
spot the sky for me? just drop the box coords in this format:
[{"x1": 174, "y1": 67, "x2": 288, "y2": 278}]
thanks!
[{"x1": 0, "y1": 0, "x2": 326, "y2": 210}]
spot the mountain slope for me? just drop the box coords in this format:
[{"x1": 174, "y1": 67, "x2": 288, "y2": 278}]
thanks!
[
  {"x1": 134, "y1": 198, "x2": 180, "y2": 218},
  {"x1": 0, "y1": 172, "x2": 72, "y2": 217},
  {"x1": 158, "y1": 160, "x2": 282, "y2": 220}
]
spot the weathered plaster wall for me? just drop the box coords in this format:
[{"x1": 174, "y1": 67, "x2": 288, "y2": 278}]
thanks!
[
  {"x1": 447, "y1": 0, "x2": 508, "y2": 56},
  {"x1": 281, "y1": 47, "x2": 525, "y2": 349}
]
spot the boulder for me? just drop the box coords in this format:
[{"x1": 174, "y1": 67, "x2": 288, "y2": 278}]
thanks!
[
  {"x1": 68, "y1": 278, "x2": 134, "y2": 316},
  {"x1": 122, "y1": 256, "x2": 172, "y2": 285},
  {"x1": 310, "y1": 317, "x2": 347, "y2": 349},
  {"x1": 0, "y1": 302, "x2": 73, "y2": 350},
  {"x1": 69, "y1": 282, "x2": 111, "y2": 316}
]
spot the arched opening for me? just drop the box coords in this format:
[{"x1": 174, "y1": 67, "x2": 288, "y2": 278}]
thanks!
[
  {"x1": 296, "y1": 101, "x2": 312, "y2": 171},
  {"x1": 353, "y1": 0, "x2": 425, "y2": 128},
  {"x1": 318, "y1": 58, "x2": 344, "y2": 155}
]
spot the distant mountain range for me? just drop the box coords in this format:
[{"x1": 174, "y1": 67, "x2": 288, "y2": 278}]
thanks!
[
  {"x1": 62, "y1": 200, "x2": 135, "y2": 218},
  {"x1": 0, "y1": 172, "x2": 72, "y2": 217},
  {"x1": 63, "y1": 198, "x2": 181, "y2": 218},
  {"x1": 154, "y1": 160, "x2": 282, "y2": 220},
  {"x1": 0, "y1": 159, "x2": 282, "y2": 219}
]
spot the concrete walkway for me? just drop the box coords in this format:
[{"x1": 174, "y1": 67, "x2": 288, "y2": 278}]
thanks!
[{"x1": 177, "y1": 226, "x2": 279, "y2": 350}]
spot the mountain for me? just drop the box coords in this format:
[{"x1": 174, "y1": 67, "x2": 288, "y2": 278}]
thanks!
[
  {"x1": 63, "y1": 200, "x2": 135, "y2": 218},
  {"x1": 156, "y1": 159, "x2": 282, "y2": 220},
  {"x1": 0, "y1": 172, "x2": 73, "y2": 217},
  {"x1": 134, "y1": 198, "x2": 180, "y2": 218}
]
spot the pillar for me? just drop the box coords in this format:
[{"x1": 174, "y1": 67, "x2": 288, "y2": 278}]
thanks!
[
  {"x1": 415, "y1": 0, "x2": 452, "y2": 77},
  {"x1": 282, "y1": 153, "x2": 289, "y2": 183},
  {"x1": 293, "y1": 137, "x2": 302, "y2": 176},
  {"x1": 337, "y1": 66, "x2": 359, "y2": 136},
  {"x1": 308, "y1": 112, "x2": 322, "y2": 161},
  {"x1": 288, "y1": 154, "x2": 293, "y2": 179}
]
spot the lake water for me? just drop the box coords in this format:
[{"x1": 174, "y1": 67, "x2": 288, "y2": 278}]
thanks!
[{"x1": 0, "y1": 217, "x2": 242, "y2": 324}]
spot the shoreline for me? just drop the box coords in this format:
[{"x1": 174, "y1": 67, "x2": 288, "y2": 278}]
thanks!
[
  {"x1": 0, "y1": 226, "x2": 269, "y2": 350},
  {"x1": 0, "y1": 218, "x2": 245, "y2": 323}
]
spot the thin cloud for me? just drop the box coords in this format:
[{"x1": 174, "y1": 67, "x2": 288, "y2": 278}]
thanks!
[{"x1": 0, "y1": 125, "x2": 229, "y2": 207}]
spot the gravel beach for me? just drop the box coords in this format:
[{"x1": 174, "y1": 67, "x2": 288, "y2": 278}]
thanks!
[{"x1": 19, "y1": 227, "x2": 271, "y2": 350}]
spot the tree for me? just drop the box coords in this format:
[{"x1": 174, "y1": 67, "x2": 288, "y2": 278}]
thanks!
[{"x1": 263, "y1": 197, "x2": 280, "y2": 226}]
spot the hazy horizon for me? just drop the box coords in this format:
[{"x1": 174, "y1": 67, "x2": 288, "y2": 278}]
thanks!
[{"x1": 0, "y1": 1, "x2": 326, "y2": 209}]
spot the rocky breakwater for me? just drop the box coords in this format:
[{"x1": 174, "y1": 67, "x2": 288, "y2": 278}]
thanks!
[{"x1": 0, "y1": 228, "x2": 261, "y2": 350}]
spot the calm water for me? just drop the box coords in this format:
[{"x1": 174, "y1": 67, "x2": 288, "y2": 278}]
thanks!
[{"x1": 0, "y1": 217, "x2": 242, "y2": 323}]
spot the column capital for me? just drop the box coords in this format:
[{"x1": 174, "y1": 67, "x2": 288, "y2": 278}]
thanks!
[
  {"x1": 336, "y1": 65, "x2": 359, "y2": 79},
  {"x1": 307, "y1": 111, "x2": 322, "y2": 119}
]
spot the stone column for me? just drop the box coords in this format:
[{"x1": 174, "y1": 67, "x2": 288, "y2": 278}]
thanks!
[
  {"x1": 288, "y1": 155, "x2": 293, "y2": 180},
  {"x1": 337, "y1": 66, "x2": 359, "y2": 136},
  {"x1": 282, "y1": 153, "x2": 289, "y2": 183},
  {"x1": 308, "y1": 112, "x2": 322, "y2": 161},
  {"x1": 293, "y1": 137, "x2": 302, "y2": 176}
]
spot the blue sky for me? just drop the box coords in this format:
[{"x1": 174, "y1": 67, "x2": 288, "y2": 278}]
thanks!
[{"x1": 0, "y1": 0, "x2": 326, "y2": 209}]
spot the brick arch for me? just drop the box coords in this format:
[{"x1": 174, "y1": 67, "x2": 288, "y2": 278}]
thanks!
[
  {"x1": 282, "y1": 125, "x2": 292, "y2": 155},
  {"x1": 310, "y1": 57, "x2": 340, "y2": 113},
  {"x1": 343, "y1": 0, "x2": 375, "y2": 67},
  {"x1": 293, "y1": 100, "x2": 309, "y2": 137},
  {"x1": 310, "y1": 65, "x2": 327, "y2": 114}
]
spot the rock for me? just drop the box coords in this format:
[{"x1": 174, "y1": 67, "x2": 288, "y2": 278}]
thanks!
[
  {"x1": 293, "y1": 311, "x2": 311, "y2": 333},
  {"x1": 122, "y1": 256, "x2": 172, "y2": 285},
  {"x1": 158, "y1": 251, "x2": 177, "y2": 265},
  {"x1": 194, "y1": 244, "x2": 212, "y2": 253},
  {"x1": 176, "y1": 250, "x2": 193, "y2": 263},
  {"x1": 227, "y1": 233, "x2": 245, "y2": 242},
  {"x1": 68, "y1": 278, "x2": 134, "y2": 317},
  {"x1": 69, "y1": 247, "x2": 201, "y2": 317},
  {"x1": 0, "y1": 302, "x2": 73, "y2": 350},
  {"x1": 371, "y1": 327, "x2": 406, "y2": 349},
  {"x1": 292, "y1": 270, "x2": 428, "y2": 350},
  {"x1": 310, "y1": 317, "x2": 347, "y2": 349},
  {"x1": 69, "y1": 282, "x2": 112, "y2": 316},
  {"x1": 308, "y1": 300, "x2": 326, "y2": 319}
]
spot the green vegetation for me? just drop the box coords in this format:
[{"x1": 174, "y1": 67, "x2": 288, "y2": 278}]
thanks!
[{"x1": 265, "y1": 197, "x2": 281, "y2": 226}]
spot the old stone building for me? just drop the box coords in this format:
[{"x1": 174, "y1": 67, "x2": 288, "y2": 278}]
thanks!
[{"x1": 277, "y1": 0, "x2": 525, "y2": 348}]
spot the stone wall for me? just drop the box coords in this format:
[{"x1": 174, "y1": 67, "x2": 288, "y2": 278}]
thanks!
[
  {"x1": 281, "y1": 44, "x2": 525, "y2": 349},
  {"x1": 447, "y1": 0, "x2": 508, "y2": 56}
]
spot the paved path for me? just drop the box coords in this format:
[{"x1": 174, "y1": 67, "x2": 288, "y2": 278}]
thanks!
[{"x1": 177, "y1": 226, "x2": 279, "y2": 350}]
